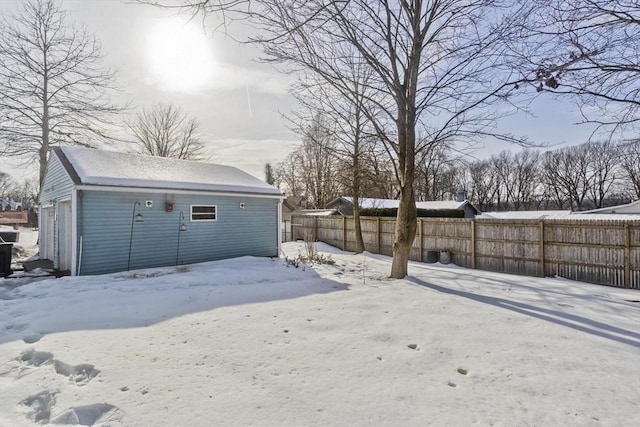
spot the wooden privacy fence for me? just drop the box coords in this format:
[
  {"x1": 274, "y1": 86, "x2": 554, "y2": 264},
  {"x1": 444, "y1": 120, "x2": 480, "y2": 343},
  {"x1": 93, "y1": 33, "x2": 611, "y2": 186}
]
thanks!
[{"x1": 291, "y1": 215, "x2": 640, "y2": 289}]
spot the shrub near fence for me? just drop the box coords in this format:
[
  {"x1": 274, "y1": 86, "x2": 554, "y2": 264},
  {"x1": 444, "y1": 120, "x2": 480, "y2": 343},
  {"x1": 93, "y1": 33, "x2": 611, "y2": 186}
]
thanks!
[{"x1": 291, "y1": 215, "x2": 640, "y2": 289}]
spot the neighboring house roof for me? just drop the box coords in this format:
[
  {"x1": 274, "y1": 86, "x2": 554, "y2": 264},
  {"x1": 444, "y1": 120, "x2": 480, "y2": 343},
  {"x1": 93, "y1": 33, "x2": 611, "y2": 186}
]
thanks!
[
  {"x1": 567, "y1": 213, "x2": 640, "y2": 220},
  {"x1": 296, "y1": 209, "x2": 342, "y2": 217},
  {"x1": 331, "y1": 197, "x2": 474, "y2": 211},
  {"x1": 54, "y1": 146, "x2": 282, "y2": 196},
  {"x1": 282, "y1": 196, "x2": 308, "y2": 213},
  {"x1": 577, "y1": 200, "x2": 640, "y2": 215},
  {"x1": 477, "y1": 210, "x2": 572, "y2": 220},
  {"x1": 477, "y1": 208, "x2": 640, "y2": 221},
  {"x1": 0, "y1": 198, "x2": 22, "y2": 210}
]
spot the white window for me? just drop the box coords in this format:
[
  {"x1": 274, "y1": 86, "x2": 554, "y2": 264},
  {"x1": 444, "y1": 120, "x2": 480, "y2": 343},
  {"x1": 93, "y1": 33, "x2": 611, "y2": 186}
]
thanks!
[{"x1": 191, "y1": 205, "x2": 217, "y2": 221}]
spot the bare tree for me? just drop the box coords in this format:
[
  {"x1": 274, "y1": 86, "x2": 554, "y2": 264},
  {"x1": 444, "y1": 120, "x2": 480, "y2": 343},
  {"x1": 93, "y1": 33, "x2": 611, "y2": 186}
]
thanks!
[
  {"x1": 361, "y1": 152, "x2": 399, "y2": 200},
  {"x1": 490, "y1": 150, "x2": 541, "y2": 210},
  {"x1": 518, "y1": 0, "x2": 640, "y2": 136},
  {"x1": 278, "y1": 114, "x2": 342, "y2": 208},
  {"x1": 0, "y1": 172, "x2": 17, "y2": 200},
  {"x1": 542, "y1": 146, "x2": 593, "y2": 210},
  {"x1": 0, "y1": 0, "x2": 123, "y2": 186},
  {"x1": 415, "y1": 142, "x2": 456, "y2": 201},
  {"x1": 512, "y1": 150, "x2": 542, "y2": 210},
  {"x1": 584, "y1": 141, "x2": 619, "y2": 208},
  {"x1": 7, "y1": 177, "x2": 40, "y2": 211},
  {"x1": 133, "y1": 0, "x2": 249, "y2": 22},
  {"x1": 275, "y1": 152, "x2": 305, "y2": 197},
  {"x1": 264, "y1": 163, "x2": 276, "y2": 185},
  {"x1": 466, "y1": 159, "x2": 499, "y2": 212},
  {"x1": 287, "y1": 54, "x2": 378, "y2": 253},
  {"x1": 298, "y1": 114, "x2": 342, "y2": 208},
  {"x1": 617, "y1": 140, "x2": 640, "y2": 199},
  {"x1": 491, "y1": 152, "x2": 514, "y2": 210},
  {"x1": 127, "y1": 103, "x2": 206, "y2": 160},
  {"x1": 253, "y1": 1, "x2": 527, "y2": 278}
]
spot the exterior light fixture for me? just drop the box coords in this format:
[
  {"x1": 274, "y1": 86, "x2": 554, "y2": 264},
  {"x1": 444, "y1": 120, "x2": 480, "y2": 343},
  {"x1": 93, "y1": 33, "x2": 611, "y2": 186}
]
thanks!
[
  {"x1": 179, "y1": 213, "x2": 188, "y2": 232},
  {"x1": 127, "y1": 201, "x2": 143, "y2": 271}
]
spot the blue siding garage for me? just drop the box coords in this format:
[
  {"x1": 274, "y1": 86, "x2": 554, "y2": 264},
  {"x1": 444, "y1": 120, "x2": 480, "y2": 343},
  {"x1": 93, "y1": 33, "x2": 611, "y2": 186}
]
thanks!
[{"x1": 39, "y1": 146, "x2": 283, "y2": 275}]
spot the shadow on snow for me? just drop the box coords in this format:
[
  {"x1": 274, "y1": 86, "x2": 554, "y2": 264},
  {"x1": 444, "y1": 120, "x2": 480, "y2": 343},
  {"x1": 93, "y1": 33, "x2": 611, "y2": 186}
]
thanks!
[
  {"x1": 408, "y1": 275, "x2": 640, "y2": 348},
  {"x1": 0, "y1": 256, "x2": 349, "y2": 345}
]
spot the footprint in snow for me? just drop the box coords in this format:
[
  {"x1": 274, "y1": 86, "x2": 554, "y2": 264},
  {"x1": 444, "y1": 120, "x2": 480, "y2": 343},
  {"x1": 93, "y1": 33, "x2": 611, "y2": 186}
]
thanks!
[
  {"x1": 54, "y1": 360, "x2": 100, "y2": 386},
  {"x1": 20, "y1": 390, "x2": 58, "y2": 424},
  {"x1": 0, "y1": 349, "x2": 54, "y2": 378},
  {"x1": 51, "y1": 403, "x2": 123, "y2": 426}
]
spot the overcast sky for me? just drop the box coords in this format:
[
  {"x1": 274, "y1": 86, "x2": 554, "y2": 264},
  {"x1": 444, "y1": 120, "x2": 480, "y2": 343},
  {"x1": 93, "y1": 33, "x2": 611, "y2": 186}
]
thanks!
[{"x1": 0, "y1": 0, "x2": 598, "y2": 183}]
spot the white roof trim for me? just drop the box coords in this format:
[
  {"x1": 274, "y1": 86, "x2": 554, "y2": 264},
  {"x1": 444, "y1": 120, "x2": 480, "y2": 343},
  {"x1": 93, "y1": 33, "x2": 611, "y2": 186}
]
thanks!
[{"x1": 75, "y1": 184, "x2": 284, "y2": 199}]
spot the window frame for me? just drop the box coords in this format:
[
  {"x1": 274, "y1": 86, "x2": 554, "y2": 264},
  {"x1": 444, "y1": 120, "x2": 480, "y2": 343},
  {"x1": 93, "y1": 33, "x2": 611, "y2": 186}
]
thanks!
[{"x1": 190, "y1": 204, "x2": 217, "y2": 222}]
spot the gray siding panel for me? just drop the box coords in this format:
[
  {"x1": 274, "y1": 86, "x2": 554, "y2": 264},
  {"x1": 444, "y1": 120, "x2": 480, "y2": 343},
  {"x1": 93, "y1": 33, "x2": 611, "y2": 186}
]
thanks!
[
  {"x1": 40, "y1": 152, "x2": 74, "y2": 203},
  {"x1": 77, "y1": 190, "x2": 279, "y2": 275}
]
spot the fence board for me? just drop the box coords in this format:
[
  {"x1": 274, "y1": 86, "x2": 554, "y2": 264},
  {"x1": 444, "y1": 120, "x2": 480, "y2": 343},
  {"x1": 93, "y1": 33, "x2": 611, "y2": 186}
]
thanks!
[{"x1": 292, "y1": 214, "x2": 640, "y2": 289}]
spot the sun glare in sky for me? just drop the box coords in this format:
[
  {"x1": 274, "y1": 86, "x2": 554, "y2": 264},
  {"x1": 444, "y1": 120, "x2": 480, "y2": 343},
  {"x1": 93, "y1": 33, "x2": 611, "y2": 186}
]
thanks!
[{"x1": 146, "y1": 19, "x2": 216, "y2": 92}]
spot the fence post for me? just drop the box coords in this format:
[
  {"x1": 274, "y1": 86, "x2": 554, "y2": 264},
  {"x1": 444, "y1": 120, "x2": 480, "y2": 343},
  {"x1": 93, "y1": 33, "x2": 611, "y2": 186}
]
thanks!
[
  {"x1": 625, "y1": 223, "x2": 631, "y2": 288},
  {"x1": 539, "y1": 220, "x2": 545, "y2": 277},
  {"x1": 471, "y1": 220, "x2": 476, "y2": 269},
  {"x1": 419, "y1": 219, "x2": 423, "y2": 262},
  {"x1": 291, "y1": 218, "x2": 295, "y2": 241},
  {"x1": 343, "y1": 216, "x2": 347, "y2": 251},
  {"x1": 314, "y1": 216, "x2": 318, "y2": 241},
  {"x1": 377, "y1": 217, "x2": 381, "y2": 254}
]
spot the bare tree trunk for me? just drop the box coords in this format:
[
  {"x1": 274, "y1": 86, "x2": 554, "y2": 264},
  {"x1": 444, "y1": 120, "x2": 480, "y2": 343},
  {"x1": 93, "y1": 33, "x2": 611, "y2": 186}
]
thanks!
[
  {"x1": 391, "y1": 184, "x2": 417, "y2": 278},
  {"x1": 351, "y1": 126, "x2": 365, "y2": 253},
  {"x1": 391, "y1": 98, "x2": 418, "y2": 278},
  {"x1": 40, "y1": 65, "x2": 49, "y2": 188},
  {"x1": 352, "y1": 195, "x2": 364, "y2": 254}
]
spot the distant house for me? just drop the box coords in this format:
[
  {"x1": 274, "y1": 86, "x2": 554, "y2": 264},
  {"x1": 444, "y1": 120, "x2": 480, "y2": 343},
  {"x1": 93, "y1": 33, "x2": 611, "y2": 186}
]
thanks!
[
  {"x1": 577, "y1": 200, "x2": 640, "y2": 215},
  {"x1": 281, "y1": 196, "x2": 309, "y2": 222},
  {"x1": 476, "y1": 201, "x2": 640, "y2": 221},
  {"x1": 326, "y1": 196, "x2": 478, "y2": 218},
  {"x1": 295, "y1": 209, "x2": 342, "y2": 217},
  {"x1": 39, "y1": 146, "x2": 283, "y2": 275},
  {"x1": 0, "y1": 197, "x2": 22, "y2": 211},
  {"x1": 476, "y1": 210, "x2": 571, "y2": 220},
  {"x1": 0, "y1": 211, "x2": 29, "y2": 228}
]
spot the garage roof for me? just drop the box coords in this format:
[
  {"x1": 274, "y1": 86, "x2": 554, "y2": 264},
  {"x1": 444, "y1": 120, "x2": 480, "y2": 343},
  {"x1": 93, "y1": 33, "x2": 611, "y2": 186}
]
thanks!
[{"x1": 54, "y1": 146, "x2": 282, "y2": 196}]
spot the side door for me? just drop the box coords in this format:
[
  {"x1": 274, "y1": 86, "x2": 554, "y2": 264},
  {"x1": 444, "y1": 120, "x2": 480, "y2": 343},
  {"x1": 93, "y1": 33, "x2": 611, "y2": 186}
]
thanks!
[
  {"x1": 58, "y1": 200, "x2": 72, "y2": 271},
  {"x1": 40, "y1": 206, "x2": 55, "y2": 262}
]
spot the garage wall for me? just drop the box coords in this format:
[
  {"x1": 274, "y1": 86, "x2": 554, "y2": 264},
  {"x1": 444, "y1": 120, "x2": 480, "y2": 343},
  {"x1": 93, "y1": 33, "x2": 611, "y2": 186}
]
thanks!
[{"x1": 77, "y1": 190, "x2": 279, "y2": 275}]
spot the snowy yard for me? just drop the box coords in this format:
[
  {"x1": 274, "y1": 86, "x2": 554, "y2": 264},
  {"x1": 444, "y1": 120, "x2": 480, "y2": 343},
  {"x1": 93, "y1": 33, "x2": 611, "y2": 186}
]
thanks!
[{"x1": 0, "y1": 241, "x2": 639, "y2": 426}]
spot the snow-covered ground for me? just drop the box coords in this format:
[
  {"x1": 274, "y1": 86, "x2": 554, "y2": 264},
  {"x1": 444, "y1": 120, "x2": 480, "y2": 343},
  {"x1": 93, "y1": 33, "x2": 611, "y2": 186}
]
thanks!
[{"x1": 0, "y1": 241, "x2": 638, "y2": 426}]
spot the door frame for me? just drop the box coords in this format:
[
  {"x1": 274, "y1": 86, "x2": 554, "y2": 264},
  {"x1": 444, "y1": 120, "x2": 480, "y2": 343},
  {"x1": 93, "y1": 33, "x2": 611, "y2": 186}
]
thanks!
[{"x1": 57, "y1": 199, "x2": 72, "y2": 271}]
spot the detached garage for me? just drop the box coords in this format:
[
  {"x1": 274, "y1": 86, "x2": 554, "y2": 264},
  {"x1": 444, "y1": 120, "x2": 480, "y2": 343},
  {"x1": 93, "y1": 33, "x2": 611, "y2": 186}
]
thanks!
[{"x1": 39, "y1": 146, "x2": 283, "y2": 275}]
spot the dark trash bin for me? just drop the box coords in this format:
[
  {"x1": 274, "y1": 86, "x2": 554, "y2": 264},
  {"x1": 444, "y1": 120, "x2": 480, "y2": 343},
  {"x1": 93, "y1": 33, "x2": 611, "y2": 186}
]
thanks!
[
  {"x1": 425, "y1": 251, "x2": 439, "y2": 263},
  {"x1": 0, "y1": 243, "x2": 13, "y2": 277}
]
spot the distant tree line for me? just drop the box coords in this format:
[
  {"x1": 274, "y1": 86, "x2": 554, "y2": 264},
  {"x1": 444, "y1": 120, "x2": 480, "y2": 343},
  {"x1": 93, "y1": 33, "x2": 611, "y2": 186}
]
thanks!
[
  {"x1": 273, "y1": 135, "x2": 639, "y2": 213},
  {"x1": 0, "y1": 172, "x2": 39, "y2": 211}
]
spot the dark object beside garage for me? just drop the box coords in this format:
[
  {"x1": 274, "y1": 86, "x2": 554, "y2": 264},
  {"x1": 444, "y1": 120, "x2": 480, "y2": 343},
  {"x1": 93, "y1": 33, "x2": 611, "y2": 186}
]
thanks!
[{"x1": 0, "y1": 243, "x2": 13, "y2": 277}]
